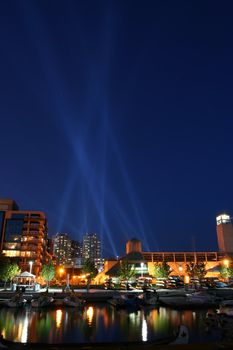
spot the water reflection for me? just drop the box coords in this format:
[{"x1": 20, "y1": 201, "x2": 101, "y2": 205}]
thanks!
[
  {"x1": 142, "y1": 317, "x2": 147, "y2": 342},
  {"x1": 56, "y1": 309, "x2": 62, "y2": 328},
  {"x1": 86, "y1": 306, "x2": 94, "y2": 326},
  {"x1": 21, "y1": 311, "x2": 29, "y2": 343},
  {"x1": 0, "y1": 305, "x2": 220, "y2": 344}
]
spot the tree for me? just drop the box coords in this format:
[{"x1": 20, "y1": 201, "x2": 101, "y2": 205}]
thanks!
[
  {"x1": 0, "y1": 255, "x2": 20, "y2": 289},
  {"x1": 185, "y1": 262, "x2": 206, "y2": 281},
  {"x1": 118, "y1": 260, "x2": 136, "y2": 282},
  {"x1": 41, "y1": 263, "x2": 55, "y2": 289},
  {"x1": 82, "y1": 259, "x2": 98, "y2": 291},
  {"x1": 153, "y1": 262, "x2": 171, "y2": 279},
  {"x1": 219, "y1": 266, "x2": 233, "y2": 280}
]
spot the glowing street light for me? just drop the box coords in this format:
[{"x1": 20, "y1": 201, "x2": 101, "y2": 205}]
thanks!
[
  {"x1": 141, "y1": 262, "x2": 144, "y2": 278},
  {"x1": 29, "y1": 261, "x2": 33, "y2": 274},
  {"x1": 223, "y1": 259, "x2": 229, "y2": 268},
  {"x1": 59, "y1": 267, "x2": 65, "y2": 278}
]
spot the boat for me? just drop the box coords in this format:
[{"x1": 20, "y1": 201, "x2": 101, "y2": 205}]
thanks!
[
  {"x1": 63, "y1": 295, "x2": 85, "y2": 308},
  {"x1": 0, "y1": 324, "x2": 189, "y2": 349},
  {"x1": 108, "y1": 293, "x2": 140, "y2": 309},
  {"x1": 137, "y1": 290, "x2": 160, "y2": 306},
  {"x1": 218, "y1": 299, "x2": 233, "y2": 316},
  {"x1": 51, "y1": 298, "x2": 64, "y2": 307},
  {"x1": 156, "y1": 288, "x2": 190, "y2": 298},
  {"x1": 31, "y1": 295, "x2": 54, "y2": 308},
  {"x1": 4, "y1": 293, "x2": 26, "y2": 308},
  {"x1": 160, "y1": 291, "x2": 218, "y2": 309}
]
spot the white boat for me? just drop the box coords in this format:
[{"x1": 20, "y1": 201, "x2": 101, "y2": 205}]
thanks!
[
  {"x1": 108, "y1": 293, "x2": 140, "y2": 309},
  {"x1": 31, "y1": 296, "x2": 54, "y2": 308}
]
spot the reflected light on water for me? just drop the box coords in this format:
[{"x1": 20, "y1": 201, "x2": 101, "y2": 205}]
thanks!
[
  {"x1": 1, "y1": 328, "x2": 6, "y2": 339},
  {"x1": 87, "y1": 307, "x2": 94, "y2": 326},
  {"x1": 142, "y1": 318, "x2": 147, "y2": 342},
  {"x1": 56, "y1": 309, "x2": 63, "y2": 328},
  {"x1": 21, "y1": 314, "x2": 29, "y2": 343}
]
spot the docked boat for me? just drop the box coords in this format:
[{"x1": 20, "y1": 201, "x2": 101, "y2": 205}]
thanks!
[
  {"x1": 218, "y1": 299, "x2": 233, "y2": 316},
  {"x1": 51, "y1": 298, "x2": 64, "y2": 307},
  {"x1": 137, "y1": 290, "x2": 160, "y2": 306},
  {"x1": 160, "y1": 291, "x2": 217, "y2": 309},
  {"x1": 108, "y1": 293, "x2": 140, "y2": 309},
  {"x1": 4, "y1": 293, "x2": 26, "y2": 308},
  {"x1": 156, "y1": 288, "x2": 189, "y2": 298},
  {"x1": 63, "y1": 295, "x2": 85, "y2": 308},
  {"x1": 31, "y1": 296, "x2": 54, "y2": 308}
]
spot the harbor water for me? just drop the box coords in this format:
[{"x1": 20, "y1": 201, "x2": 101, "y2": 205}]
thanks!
[{"x1": 0, "y1": 303, "x2": 221, "y2": 344}]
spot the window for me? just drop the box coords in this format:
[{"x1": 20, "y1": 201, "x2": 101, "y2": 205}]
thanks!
[
  {"x1": 11, "y1": 214, "x2": 27, "y2": 219},
  {"x1": 0, "y1": 211, "x2": 5, "y2": 236},
  {"x1": 5, "y1": 220, "x2": 24, "y2": 242}
]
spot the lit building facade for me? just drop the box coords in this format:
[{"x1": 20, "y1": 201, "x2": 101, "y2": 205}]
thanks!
[
  {"x1": 0, "y1": 199, "x2": 48, "y2": 276},
  {"x1": 53, "y1": 233, "x2": 82, "y2": 267},
  {"x1": 82, "y1": 233, "x2": 101, "y2": 267},
  {"x1": 71, "y1": 239, "x2": 82, "y2": 267},
  {"x1": 53, "y1": 233, "x2": 72, "y2": 266},
  {"x1": 126, "y1": 238, "x2": 142, "y2": 254},
  {"x1": 216, "y1": 213, "x2": 233, "y2": 252},
  {"x1": 96, "y1": 217, "x2": 233, "y2": 284}
]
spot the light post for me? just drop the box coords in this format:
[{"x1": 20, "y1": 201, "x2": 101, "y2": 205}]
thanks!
[
  {"x1": 59, "y1": 267, "x2": 65, "y2": 285},
  {"x1": 29, "y1": 261, "x2": 33, "y2": 274},
  {"x1": 141, "y1": 262, "x2": 144, "y2": 278}
]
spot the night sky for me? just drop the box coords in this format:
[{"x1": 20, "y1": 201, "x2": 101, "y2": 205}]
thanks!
[{"x1": 1, "y1": 1, "x2": 233, "y2": 257}]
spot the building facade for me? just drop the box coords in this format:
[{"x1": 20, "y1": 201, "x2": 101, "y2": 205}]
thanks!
[
  {"x1": 0, "y1": 199, "x2": 48, "y2": 276},
  {"x1": 71, "y1": 239, "x2": 82, "y2": 267},
  {"x1": 82, "y1": 233, "x2": 101, "y2": 267},
  {"x1": 97, "y1": 214, "x2": 233, "y2": 284},
  {"x1": 216, "y1": 213, "x2": 233, "y2": 252},
  {"x1": 53, "y1": 233, "x2": 72, "y2": 266},
  {"x1": 53, "y1": 233, "x2": 82, "y2": 267}
]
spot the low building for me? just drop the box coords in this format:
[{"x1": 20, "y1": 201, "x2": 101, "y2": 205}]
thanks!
[{"x1": 96, "y1": 213, "x2": 233, "y2": 284}]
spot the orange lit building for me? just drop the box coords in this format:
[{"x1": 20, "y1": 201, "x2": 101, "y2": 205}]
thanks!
[
  {"x1": 0, "y1": 199, "x2": 48, "y2": 276},
  {"x1": 97, "y1": 215, "x2": 233, "y2": 284}
]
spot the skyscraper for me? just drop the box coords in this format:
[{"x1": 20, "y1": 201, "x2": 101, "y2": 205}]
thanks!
[
  {"x1": 53, "y1": 233, "x2": 82, "y2": 267},
  {"x1": 82, "y1": 233, "x2": 101, "y2": 266},
  {"x1": 216, "y1": 213, "x2": 233, "y2": 252},
  {"x1": 0, "y1": 199, "x2": 48, "y2": 275},
  {"x1": 53, "y1": 233, "x2": 72, "y2": 266}
]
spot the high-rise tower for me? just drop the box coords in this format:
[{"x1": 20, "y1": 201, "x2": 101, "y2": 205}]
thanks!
[{"x1": 82, "y1": 233, "x2": 101, "y2": 264}]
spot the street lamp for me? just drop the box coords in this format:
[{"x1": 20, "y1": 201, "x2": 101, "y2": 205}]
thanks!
[
  {"x1": 223, "y1": 259, "x2": 229, "y2": 268},
  {"x1": 29, "y1": 261, "x2": 33, "y2": 274},
  {"x1": 141, "y1": 262, "x2": 144, "y2": 278}
]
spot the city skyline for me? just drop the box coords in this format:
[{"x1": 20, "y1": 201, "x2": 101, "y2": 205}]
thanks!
[
  {"x1": 1, "y1": 1, "x2": 233, "y2": 256},
  {"x1": 1, "y1": 196, "x2": 231, "y2": 258}
]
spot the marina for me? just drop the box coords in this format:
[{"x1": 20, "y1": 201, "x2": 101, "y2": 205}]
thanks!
[{"x1": 0, "y1": 288, "x2": 233, "y2": 347}]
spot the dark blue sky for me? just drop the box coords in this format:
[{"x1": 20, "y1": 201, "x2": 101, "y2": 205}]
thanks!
[{"x1": 1, "y1": 1, "x2": 233, "y2": 257}]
